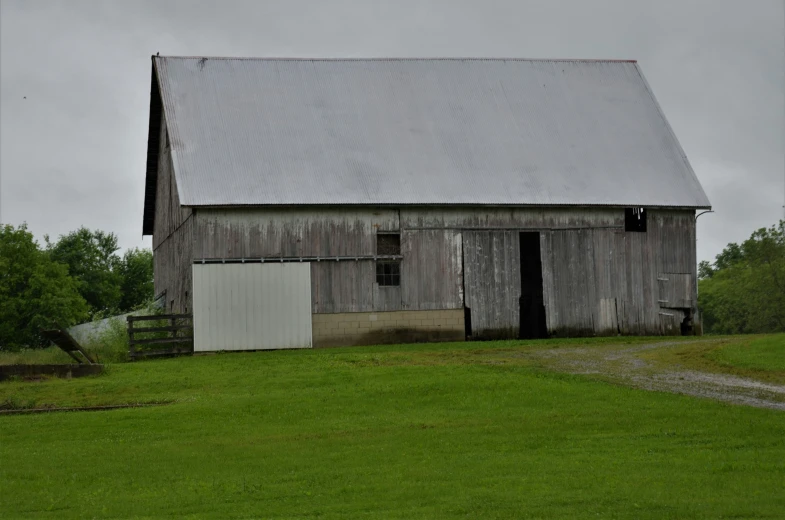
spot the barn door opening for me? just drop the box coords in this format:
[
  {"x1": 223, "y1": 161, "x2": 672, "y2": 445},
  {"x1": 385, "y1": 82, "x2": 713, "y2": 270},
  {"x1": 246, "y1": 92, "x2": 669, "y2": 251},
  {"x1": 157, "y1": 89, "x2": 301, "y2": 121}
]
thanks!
[{"x1": 519, "y1": 232, "x2": 547, "y2": 339}]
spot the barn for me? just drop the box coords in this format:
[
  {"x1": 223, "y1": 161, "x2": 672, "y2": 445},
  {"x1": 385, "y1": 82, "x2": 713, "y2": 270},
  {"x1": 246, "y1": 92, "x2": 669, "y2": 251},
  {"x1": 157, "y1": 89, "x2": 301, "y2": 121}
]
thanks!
[{"x1": 142, "y1": 56, "x2": 711, "y2": 351}]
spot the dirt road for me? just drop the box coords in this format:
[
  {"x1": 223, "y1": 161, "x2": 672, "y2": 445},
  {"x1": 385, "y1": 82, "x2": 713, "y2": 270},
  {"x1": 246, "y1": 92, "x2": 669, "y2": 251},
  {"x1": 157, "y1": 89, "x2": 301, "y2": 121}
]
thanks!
[{"x1": 522, "y1": 340, "x2": 785, "y2": 411}]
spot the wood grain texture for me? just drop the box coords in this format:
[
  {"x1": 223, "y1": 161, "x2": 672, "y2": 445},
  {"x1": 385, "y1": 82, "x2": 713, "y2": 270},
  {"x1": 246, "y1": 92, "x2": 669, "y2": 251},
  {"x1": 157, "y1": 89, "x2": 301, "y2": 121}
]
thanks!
[
  {"x1": 154, "y1": 171, "x2": 699, "y2": 337},
  {"x1": 462, "y1": 231, "x2": 521, "y2": 339},
  {"x1": 153, "y1": 112, "x2": 191, "y2": 251}
]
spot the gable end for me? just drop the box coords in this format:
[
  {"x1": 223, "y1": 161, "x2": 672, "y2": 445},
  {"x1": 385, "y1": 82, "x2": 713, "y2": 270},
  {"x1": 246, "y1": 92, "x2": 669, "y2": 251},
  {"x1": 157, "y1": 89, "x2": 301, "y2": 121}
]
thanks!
[{"x1": 142, "y1": 57, "x2": 163, "y2": 235}]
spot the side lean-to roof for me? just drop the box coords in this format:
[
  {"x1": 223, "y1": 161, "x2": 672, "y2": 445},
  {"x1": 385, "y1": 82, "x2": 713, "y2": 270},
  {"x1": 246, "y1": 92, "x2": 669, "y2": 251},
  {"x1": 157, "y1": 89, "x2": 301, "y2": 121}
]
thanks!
[{"x1": 143, "y1": 57, "x2": 710, "y2": 235}]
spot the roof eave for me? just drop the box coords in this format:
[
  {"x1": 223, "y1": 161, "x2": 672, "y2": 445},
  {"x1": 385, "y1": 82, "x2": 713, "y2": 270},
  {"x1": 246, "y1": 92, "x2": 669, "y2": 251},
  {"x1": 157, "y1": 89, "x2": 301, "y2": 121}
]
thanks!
[
  {"x1": 142, "y1": 57, "x2": 162, "y2": 236},
  {"x1": 183, "y1": 202, "x2": 712, "y2": 211}
]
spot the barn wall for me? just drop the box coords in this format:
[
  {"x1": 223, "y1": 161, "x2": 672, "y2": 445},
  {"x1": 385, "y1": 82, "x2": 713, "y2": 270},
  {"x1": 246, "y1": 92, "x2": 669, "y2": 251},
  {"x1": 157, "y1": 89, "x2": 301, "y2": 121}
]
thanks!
[
  {"x1": 540, "y1": 210, "x2": 697, "y2": 336},
  {"x1": 401, "y1": 230, "x2": 463, "y2": 311},
  {"x1": 152, "y1": 112, "x2": 194, "y2": 313},
  {"x1": 400, "y1": 207, "x2": 695, "y2": 337},
  {"x1": 153, "y1": 112, "x2": 191, "y2": 250},
  {"x1": 194, "y1": 209, "x2": 466, "y2": 314},
  {"x1": 186, "y1": 206, "x2": 697, "y2": 339},
  {"x1": 400, "y1": 207, "x2": 622, "y2": 229},
  {"x1": 153, "y1": 215, "x2": 193, "y2": 314},
  {"x1": 193, "y1": 208, "x2": 399, "y2": 258}
]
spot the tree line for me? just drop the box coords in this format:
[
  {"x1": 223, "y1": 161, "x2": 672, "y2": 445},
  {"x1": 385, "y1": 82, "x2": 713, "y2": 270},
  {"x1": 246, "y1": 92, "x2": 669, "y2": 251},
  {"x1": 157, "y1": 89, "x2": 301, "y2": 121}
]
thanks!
[
  {"x1": 698, "y1": 221, "x2": 785, "y2": 334},
  {"x1": 0, "y1": 224, "x2": 153, "y2": 350}
]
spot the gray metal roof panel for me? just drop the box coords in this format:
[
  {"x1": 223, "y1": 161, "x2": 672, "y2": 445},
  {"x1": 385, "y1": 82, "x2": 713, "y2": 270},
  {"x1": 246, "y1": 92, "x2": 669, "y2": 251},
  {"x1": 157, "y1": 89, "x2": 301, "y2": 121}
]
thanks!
[{"x1": 153, "y1": 57, "x2": 711, "y2": 209}]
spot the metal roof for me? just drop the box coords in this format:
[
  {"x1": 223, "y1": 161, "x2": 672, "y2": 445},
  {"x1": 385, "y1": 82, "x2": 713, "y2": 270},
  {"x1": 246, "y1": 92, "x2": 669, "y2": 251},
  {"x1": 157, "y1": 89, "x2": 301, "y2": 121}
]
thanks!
[{"x1": 143, "y1": 57, "x2": 710, "y2": 230}]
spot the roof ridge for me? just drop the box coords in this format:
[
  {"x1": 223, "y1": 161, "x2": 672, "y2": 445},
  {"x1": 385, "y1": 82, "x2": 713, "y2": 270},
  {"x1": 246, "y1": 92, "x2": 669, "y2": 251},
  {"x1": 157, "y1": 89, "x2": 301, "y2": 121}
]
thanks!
[{"x1": 152, "y1": 56, "x2": 637, "y2": 63}]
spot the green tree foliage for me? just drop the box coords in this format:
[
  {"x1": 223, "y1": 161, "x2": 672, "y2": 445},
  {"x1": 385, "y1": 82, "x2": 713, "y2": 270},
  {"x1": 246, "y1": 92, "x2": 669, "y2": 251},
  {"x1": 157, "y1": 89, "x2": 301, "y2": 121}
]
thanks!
[
  {"x1": 46, "y1": 227, "x2": 123, "y2": 316},
  {"x1": 118, "y1": 248, "x2": 154, "y2": 312},
  {"x1": 0, "y1": 224, "x2": 89, "y2": 349},
  {"x1": 699, "y1": 221, "x2": 785, "y2": 334}
]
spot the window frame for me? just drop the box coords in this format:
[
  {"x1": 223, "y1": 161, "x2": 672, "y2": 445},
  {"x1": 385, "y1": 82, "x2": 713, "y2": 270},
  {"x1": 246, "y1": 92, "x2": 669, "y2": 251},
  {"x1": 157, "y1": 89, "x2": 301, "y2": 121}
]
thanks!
[
  {"x1": 624, "y1": 207, "x2": 648, "y2": 233},
  {"x1": 375, "y1": 232, "x2": 402, "y2": 287}
]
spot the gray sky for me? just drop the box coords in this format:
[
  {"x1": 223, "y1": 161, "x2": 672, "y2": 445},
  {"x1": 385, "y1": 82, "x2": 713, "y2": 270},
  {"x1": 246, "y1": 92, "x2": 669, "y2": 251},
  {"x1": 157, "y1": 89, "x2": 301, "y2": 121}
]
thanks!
[{"x1": 1, "y1": 0, "x2": 783, "y2": 263}]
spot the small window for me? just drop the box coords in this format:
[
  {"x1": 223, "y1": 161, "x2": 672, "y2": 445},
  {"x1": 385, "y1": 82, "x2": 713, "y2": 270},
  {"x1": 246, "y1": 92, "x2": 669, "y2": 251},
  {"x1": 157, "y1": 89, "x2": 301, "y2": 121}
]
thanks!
[
  {"x1": 625, "y1": 207, "x2": 647, "y2": 232},
  {"x1": 377, "y1": 233, "x2": 401, "y2": 255},
  {"x1": 376, "y1": 261, "x2": 400, "y2": 286},
  {"x1": 376, "y1": 233, "x2": 401, "y2": 286}
]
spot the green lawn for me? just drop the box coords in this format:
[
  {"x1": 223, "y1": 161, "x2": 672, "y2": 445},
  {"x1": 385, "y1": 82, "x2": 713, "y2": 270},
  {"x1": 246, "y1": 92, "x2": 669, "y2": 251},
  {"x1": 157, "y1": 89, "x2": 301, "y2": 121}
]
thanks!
[
  {"x1": 637, "y1": 334, "x2": 785, "y2": 385},
  {"x1": 709, "y1": 335, "x2": 785, "y2": 372},
  {"x1": 1, "y1": 338, "x2": 784, "y2": 519}
]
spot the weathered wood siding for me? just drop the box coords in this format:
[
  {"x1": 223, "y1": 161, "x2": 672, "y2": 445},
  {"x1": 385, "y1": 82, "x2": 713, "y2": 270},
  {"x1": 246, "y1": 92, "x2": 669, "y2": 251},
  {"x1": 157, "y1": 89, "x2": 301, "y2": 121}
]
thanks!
[
  {"x1": 193, "y1": 208, "x2": 399, "y2": 258},
  {"x1": 311, "y1": 261, "x2": 376, "y2": 314},
  {"x1": 540, "y1": 210, "x2": 696, "y2": 336},
  {"x1": 153, "y1": 213, "x2": 193, "y2": 313},
  {"x1": 181, "y1": 206, "x2": 697, "y2": 336},
  {"x1": 153, "y1": 113, "x2": 191, "y2": 250},
  {"x1": 541, "y1": 229, "x2": 598, "y2": 335},
  {"x1": 658, "y1": 273, "x2": 694, "y2": 310},
  {"x1": 195, "y1": 209, "x2": 463, "y2": 314},
  {"x1": 462, "y1": 231, "x2": 521, "y2": 338},
  {"x1": 195, "y1": 209, "x2": 401, "y2": 314},
  {"x1": 153, "y1": 113, "x2": 193, "y2": 313},
  {"x1": 400, "y1": 207, "x2": 621, "y2": 229},
  {"x1": 401, "y1": 230, "x2": 463, "y2": 310}
]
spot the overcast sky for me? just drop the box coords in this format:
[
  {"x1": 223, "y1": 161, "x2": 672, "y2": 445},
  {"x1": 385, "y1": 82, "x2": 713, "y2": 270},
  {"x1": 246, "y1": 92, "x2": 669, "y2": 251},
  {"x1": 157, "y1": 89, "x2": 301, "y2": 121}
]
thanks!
[{"x1": 1, "y1": 0, "x2": 783, "y2": 263}]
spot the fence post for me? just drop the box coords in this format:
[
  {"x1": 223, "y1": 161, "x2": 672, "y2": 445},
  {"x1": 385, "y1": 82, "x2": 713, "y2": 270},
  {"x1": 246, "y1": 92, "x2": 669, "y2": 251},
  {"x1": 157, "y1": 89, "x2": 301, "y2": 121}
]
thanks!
[{"x1": 127, "y1": 316, "x2": 135, "y2": 361}]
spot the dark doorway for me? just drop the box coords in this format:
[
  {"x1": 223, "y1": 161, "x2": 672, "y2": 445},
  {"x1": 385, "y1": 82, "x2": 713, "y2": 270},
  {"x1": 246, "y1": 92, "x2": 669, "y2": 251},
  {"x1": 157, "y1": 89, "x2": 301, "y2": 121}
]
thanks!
[{"x1": 519, "y1": 232, "x2": 548, "y2": 339}]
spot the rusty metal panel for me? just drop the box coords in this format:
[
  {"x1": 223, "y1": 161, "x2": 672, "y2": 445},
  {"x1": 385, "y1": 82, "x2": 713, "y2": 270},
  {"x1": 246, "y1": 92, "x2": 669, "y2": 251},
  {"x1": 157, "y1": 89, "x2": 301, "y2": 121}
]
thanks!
[
  {"x1": 192, "y1": 263, "x2": 312, "y2": 351},
  {"x1": 462, "y1": 231, "x2": 520, "y2": 338},
  {"x1": 401, "y1": 230, "x2": 463, "y2": 310},
  {"x1": 153, "y1": 57, "x2": 710, "y2": 209}
]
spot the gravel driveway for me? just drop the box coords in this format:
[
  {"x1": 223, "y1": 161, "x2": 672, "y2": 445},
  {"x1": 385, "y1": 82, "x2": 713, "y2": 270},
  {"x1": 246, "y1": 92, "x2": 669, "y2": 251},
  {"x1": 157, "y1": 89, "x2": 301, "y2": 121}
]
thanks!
[{"x1": 523, "y1": 340, "x2": 785, "y2": 411}]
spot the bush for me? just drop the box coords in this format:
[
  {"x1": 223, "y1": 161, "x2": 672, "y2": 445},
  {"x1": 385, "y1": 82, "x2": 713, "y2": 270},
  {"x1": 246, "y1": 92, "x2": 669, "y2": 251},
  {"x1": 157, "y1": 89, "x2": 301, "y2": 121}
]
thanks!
[
  {"x1": 81, "y1": 317, "x2": 131, "y2": 364},
  {"x1": 0, "y1": 224, "x2": 89, "y2": 350}
]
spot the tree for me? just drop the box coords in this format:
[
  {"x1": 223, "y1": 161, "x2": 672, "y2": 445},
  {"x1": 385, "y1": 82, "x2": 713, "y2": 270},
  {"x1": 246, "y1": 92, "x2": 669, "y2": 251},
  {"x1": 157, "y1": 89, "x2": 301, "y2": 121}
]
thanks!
[
  {"x1": 118, "y1": 248, "x2": 154, "y2": 311},
  {"x1": 699, "y1": 221, "x2": 785, "y2": 334},
  {"x1": 46, "y1": 227, "x2": 123, "y2": 316},
  {"x1": 0, "y1": 224, "x2": 88, "y2": 349},
  {"x1": 45, "y1": 227, "x2": 155, "y2": 316}
]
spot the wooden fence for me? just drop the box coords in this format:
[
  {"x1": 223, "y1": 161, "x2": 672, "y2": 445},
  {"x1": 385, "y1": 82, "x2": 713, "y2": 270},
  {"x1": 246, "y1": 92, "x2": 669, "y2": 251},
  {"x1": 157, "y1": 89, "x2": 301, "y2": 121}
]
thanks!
[{"x1": 127, "y1": 314, "x2": 193, "y2": 360}]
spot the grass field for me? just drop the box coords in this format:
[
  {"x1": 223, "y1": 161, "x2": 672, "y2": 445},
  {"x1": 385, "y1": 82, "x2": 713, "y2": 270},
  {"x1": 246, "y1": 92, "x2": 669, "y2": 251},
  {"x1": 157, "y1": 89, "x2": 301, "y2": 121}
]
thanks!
[
  {"x1": 710, "y1": 335, "x2": 785, "y2": 372},
  {"x1": 638, "y1": 334, "x2": 785, "y2": 385},
  {"x1": 1, "y1": 336, "x2": 784, "y2": 519}
]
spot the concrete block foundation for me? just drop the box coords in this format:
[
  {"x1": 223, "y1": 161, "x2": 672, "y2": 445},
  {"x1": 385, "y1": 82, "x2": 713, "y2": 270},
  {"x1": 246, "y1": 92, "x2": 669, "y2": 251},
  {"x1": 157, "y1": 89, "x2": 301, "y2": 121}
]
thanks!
[{"x1": 312, "y1": 309, "x2": 465, "y2": 348}]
